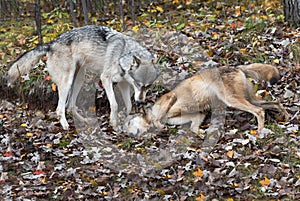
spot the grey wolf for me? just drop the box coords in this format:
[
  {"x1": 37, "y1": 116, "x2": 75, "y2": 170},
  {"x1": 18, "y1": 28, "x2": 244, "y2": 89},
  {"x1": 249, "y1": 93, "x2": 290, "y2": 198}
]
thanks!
[
  {"x1": 7, "y1": 25, "x2": 159, "y2": 130},
  {"x1": 126, "y1": 63, "x2": 289, "y2": 135}
]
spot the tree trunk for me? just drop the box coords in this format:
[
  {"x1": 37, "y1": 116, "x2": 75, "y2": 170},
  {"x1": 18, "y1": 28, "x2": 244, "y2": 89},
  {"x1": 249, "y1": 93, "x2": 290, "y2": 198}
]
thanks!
[
  {"x1": 81, "y1": 0, "x2": 89, "y2": 25},
  {"x1": 35, "y1": 0, "x2": 42, "y2": 44},
  {"x1": 68, "y1": 0, "x2": 78, "y2": 27},
  {"x1": 119, "y1": 0, "x2": 125, "y2": 31},
  {"x1": 283, "y1": 0, "x2": 300, "y2": 26}
]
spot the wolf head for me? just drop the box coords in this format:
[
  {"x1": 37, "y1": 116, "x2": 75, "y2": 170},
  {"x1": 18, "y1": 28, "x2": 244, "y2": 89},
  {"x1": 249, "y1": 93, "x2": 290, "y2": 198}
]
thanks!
[
  {"x1": 125, "y1": 113, "x2": 150, "y2": 136},
  {"x1": 120, "y1": 55, "x2": 159, "y2": 104}
]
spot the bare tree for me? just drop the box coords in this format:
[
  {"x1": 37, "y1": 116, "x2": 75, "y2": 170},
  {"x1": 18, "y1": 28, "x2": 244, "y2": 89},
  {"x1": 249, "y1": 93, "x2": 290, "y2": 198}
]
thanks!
[
  {"x1": 283, "y1": 0, "x2": 300, "y2": 25},
  {"x1": 131, "y1": 0, "x2": 135, "y2": 26},
  {"x1": 81, "y1": 0, "x2": 89, "y2": 25},
  {"x1": 35, "y1": 0, "x2": 42, "y2": 44},
  {"x1": 68, "y1": 0, "x2": 78, "y2": 27},
  {"x1": 119, "y1": 0, "x2": 125, "y2": 30}
]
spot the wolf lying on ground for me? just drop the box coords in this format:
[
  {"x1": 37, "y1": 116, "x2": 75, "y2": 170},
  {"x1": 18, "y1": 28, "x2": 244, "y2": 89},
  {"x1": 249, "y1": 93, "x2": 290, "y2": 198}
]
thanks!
[
  {"x1": 7, "y1": 25, "x2": 159, "y2": 130},
  {"x1": 126, "y1": 63, "x2": 290, "y2": 135}
]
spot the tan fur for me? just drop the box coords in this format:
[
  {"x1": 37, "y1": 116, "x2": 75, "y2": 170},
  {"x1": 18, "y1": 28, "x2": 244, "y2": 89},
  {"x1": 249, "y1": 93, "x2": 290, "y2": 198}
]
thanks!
[
  {"x1": 128, "y1": 64, "x2": 289, "y2": 134},
  {"x1": 238, "y1": 63, "x2": 280, "y2": 84}
]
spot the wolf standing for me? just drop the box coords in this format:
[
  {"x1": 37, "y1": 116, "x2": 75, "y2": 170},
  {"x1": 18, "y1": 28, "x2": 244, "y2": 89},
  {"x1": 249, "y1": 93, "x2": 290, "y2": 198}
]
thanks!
[{"x1": 8, "y1": 25, "x2": 159, "y2": 130}]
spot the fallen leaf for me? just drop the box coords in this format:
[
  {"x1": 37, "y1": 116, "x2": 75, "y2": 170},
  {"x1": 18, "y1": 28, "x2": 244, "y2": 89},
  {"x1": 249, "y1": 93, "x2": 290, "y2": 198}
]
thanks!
[
  {"x1": 34, "y1": 169, "x2": 46, "y2": 175},
  {"x1": 51, "y1": 83, "x2": 57, "y2": 91},
  {"x1": 227, "y1": 150, "x2": 234, "y2": 158},
  {"x1": 195, "y1": 193, "x2": 206, "y2": 201},
  {"x1": 156, "y1": 5, "x2": 164, "y2": 12},
  {"x1": 44, "y1": 75, "x2": 51, "y2": 81},
  {"x1": 26, "y1": 132, "x2": 33, "y2": 137},
  {"x1": 273, "y1": 58, "x2": 280, "y2": 64},
  {"x1": 193, "y1": 167, "x2": 203, "y2": 178},
  {"x1": 20, "y1": 123, "x2": 27, "y2": 127},
  {"x1": 4, "y1": 151, "x2": 13, "y2": 157},
  {"x1": 260, "y1": 176, "x2": 270, "y2": 187}
]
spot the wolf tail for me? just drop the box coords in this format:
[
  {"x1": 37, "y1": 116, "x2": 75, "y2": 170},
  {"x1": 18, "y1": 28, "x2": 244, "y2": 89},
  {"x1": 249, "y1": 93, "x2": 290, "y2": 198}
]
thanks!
[
  {"x1": 7, "y1": 44, "x2": 50, "y2": 86},
  {"x1": 238, "y1": 63, "x2": 280, "y2": 85}
]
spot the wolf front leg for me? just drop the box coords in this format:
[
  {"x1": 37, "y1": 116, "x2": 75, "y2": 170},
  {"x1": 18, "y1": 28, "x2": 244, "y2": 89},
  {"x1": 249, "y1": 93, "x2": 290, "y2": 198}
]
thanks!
[
  {"x1": 117, "y1": 81, "x2": 132, "y2": 114},
  {"x1": 101, "y1": 73, "x2": 119, "y2": 129}
]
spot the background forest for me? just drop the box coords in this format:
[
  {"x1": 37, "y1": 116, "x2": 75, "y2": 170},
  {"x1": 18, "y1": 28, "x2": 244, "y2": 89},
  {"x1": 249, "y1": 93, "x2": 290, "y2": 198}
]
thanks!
[{"x1": 0, "y1": 0, "x2": 299, "y2": 200}]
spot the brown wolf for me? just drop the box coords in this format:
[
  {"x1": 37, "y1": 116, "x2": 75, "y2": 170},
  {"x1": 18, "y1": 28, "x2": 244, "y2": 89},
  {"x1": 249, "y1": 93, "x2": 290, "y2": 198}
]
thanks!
[{"x1": 126, "y1": 63, "x2": 289, "y2": 134}]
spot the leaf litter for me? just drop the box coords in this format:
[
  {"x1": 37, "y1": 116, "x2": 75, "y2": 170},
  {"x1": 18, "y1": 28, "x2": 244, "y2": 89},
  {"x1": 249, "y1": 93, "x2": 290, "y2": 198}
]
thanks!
[{"x1": 0, "y1": 0, "x2": 300, "y2": 200}]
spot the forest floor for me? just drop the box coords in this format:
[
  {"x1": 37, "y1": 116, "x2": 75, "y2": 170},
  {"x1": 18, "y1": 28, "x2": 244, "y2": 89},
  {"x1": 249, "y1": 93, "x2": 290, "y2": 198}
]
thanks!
[{"x1": 0, "y1": 1, "x2": 299, "y2": 200}]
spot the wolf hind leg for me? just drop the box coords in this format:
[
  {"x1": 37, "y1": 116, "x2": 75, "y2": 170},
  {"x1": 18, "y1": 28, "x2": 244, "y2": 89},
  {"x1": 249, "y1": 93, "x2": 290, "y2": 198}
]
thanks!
[
  {"x1": 249, "y1": 98, "x2": 290, "y2": 121},
  {"x1": 244, "y1": 80, "x2": 289, "y2": 121},
  {"x1": 224, "y1": 96, "x2": 265, "y2": 133},
  {"x1": 49, "y1": 65, "x2": 75, "y2": 130},
  {"x1": 67, "y1": 65, "x2": 91, "y2": 124}
]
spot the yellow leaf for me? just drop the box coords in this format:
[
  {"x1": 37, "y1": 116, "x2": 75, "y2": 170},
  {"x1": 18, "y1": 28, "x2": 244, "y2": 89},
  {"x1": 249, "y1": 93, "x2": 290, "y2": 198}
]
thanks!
[
  {"x1": 193, "y1": 167, "x2": 203, "y2": 178},
  {"x1": 26, "y1": 132, "x2": 33, "y2": 137},
  {"x1": 145, "y1": 21, "x2": 150, "y2": 27},
  {"x1": 156, "y1": 5, "x2": 164, "y2": 12},
  {"x1": 204, "y1": 49, "x2": 214, "y2": 57},
  {"x1": 40, "y1": 176, "x2": 47, "y2": 183},
  {"x1": 156, "y1": 22, "x2": 164, "y2": 28},
  {"x1": 0, "y1": 114, "x2": 3, "y2": 119},
  {"x1": 239, "y1": 48, "x2": 247, "y2": 54},
  {"x1": 134, "y1": 147, "x2": 146, "y2": 153},
  {"x1": 46, "y1": 19, "x2": 54, "y2": 24},
  {"x1": 227, "y1": 198, "x2": 234, "y2": 201},
  {"x1": 21, "y1": 123, "x2": 27, "y2": 127},
  {"x1": 261, "y1": 15, "x2": 268, "y2": 19},
  {"x1": 92, "y1": 17, "x2": 98, "y2": 23},
  {"x1": 260, "y1": 176, "x2": 270, "y2": 186},
  {"x1": 212, "y1": 32, "x2": 219, "y2": 40},
  {"x1": 132, "y1": 25, "x2": 139, "y2": 32},
  {"x1": 196, "y1": 193, "x2": 206, "y2": 201},
  {"x1": 89, "y1": 179, "x2": 98, "y2": 186},
  {"x1": 51, "y1": 83, "x2": 57, "y2": 91},
  {"x1": 227, "y1": 150, "x2": 234, "y2": 158},
  {"x1": 250, "y1": 130, "x2": 257, "y2": 135},
  {"x1": 273, "y1": 59, "x2": 280, "y2": 64},
  {"x1": 157, "y1": 189, "x2": 165, "y2": 195}
]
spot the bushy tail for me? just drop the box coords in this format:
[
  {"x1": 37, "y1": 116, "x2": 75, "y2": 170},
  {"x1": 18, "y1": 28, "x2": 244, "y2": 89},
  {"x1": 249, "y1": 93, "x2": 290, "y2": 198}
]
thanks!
[
  {"x1": 7, "y1": 44, "x2": 50, "y2": 86},
  {"x1": 238, "y1": 63, "x2": 280, "y2": 85}
]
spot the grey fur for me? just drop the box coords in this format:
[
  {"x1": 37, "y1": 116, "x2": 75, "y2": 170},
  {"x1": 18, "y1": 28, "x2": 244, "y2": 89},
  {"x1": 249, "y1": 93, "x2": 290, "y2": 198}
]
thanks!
[{"x1": 8, "y1": 25, "x2": 159, "y2": 130}]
